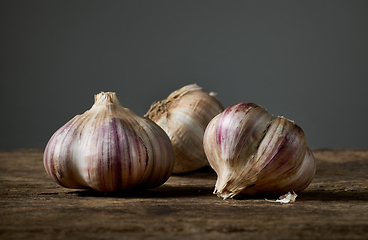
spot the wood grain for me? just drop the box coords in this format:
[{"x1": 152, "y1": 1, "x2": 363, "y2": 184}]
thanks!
[{"x1": 0, "y1": 149, "x2": 367, "y2": 239}]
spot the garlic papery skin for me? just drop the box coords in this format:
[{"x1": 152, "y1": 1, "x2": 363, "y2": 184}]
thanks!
[
  {"x1": 145, "y1": 84, "x2": 224, "y2": 173},
  {"x1": 43, "y1": 92, "x2": 175, "y2": 192},
  {"x1": 203, "y1": 103, "x2": 316, "y2": 199}
]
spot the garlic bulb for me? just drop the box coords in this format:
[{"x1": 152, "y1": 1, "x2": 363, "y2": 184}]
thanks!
[
  {"x1": 145, "y1": 84, "x2": 224, "y2": 173},
  {"x1": 43, "y1": 92, "x2": 175, "y2": 192},
  {"x1": 203, "y1": 103, "x2": 316, "y2": 199}
]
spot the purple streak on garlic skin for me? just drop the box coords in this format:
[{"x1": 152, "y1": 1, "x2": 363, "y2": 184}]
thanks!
[
  {"x1": 136, "y1": 117, "x2": 174, "y2": 188},
  {"x1": 238, "y1": 118, "x2": 309, "y2": 195},
  {"x1": 44, "y1": 117, "x2": 85, "y2": 189},
  {"x1": 215, "y1": 103, "x2": 256, "y2": 146},
  {"x1": 87, "y1": 118, "x2": 147, "y2": 192},
  {"x1": 215, "y1": 103, "x2": 273, "y2": 167}
]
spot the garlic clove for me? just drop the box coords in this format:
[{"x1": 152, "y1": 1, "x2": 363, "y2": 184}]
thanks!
[
  {"x1": 44, "y1": 92, "x2": 175, "y2": 192},
  {"x1": 145, "y1": 84, "x2": 224, "y2": 173},
  {"x1": 203, "y1": 103, "x2": 316, "y2": 199}
]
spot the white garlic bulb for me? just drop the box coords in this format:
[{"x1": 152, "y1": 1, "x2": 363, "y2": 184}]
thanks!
[
  {"x1": 44, "y1": 92, "x2": 175, "y2": 192},
  {"x1": 203, "y1": 103, "x2": 316, "y2": 199},
  {"x1": 145, "y1": 84, "x2": 224, "y2": 173}
]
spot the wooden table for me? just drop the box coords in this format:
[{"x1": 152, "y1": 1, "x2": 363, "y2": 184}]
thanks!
[{"x1": 1, "y1": 149, "x2": 367, "y2": 239}]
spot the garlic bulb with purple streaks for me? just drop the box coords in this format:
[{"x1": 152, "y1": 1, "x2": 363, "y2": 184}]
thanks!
[
  {"x1": 145, "y1": 84, "x2": 224, "y2": 173},
  {"x1": 203, "y1": 103, "x2": 316, "y2": 199},
  {"x1": 44, "y1": 92, "x2": 175, "y2": 192}
]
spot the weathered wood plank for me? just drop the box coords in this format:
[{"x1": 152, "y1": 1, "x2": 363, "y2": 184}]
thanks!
[{"x1": 0, "y1": 149, "x2": 367, "y2": 239}]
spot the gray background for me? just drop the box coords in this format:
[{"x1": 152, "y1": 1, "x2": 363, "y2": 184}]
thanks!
[{"x1": 1, "y1": 1, "x2": 368, "y2": 150}]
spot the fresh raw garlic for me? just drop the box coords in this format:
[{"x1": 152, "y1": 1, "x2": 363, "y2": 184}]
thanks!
[
  {"x1": 145, "y1": 84, "x2": 224, "y2": 173},
  {"x1": 44, "y1": 92, "x2": 175, "y2": 192},
  {"x1": 203, "y1": 103, "x2": 316, "y2": 199}
]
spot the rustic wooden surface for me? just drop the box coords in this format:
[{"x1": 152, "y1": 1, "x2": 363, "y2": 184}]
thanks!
[{"x1": 0, "y1": 149, "x2": 367, "y2": 240}]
